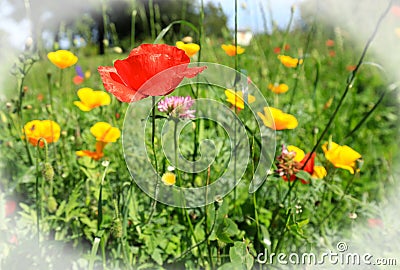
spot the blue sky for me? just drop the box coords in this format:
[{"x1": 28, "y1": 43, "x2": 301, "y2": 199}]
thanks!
[{"x1": 205, "y1": 0, "x2": 303, "y2": 32}]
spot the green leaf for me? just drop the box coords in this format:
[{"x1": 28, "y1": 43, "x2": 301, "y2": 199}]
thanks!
[
  {"x1": 295, "y1": 170, "x2": 312, "y2": 182},
  {"x1": 151, "y1": 248, "x2": 163, "y2": 265},
  {"x1": 154, "y1": 20, "x2": 199, "y2": 44},
  {"x1": 229, "y1": 242, "x2": 254, "y2": 270}
]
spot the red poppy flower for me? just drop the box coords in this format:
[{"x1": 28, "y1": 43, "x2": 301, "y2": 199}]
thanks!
[{"x1": 98, "y1": 44, "x2": 206, "y2": 102}]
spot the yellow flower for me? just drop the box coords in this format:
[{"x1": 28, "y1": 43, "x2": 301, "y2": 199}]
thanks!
[
  {"x1": 76, "y1": 123, "x2": 120, "y2": 161},
  {"x1": 312, "y1": 165, "x2": 327, "y2": 179},
  {"x1": 23, "y1": 120, "x2": 61, "y2": 147},
  {"x1": 268, "y1": 83, "x2": 289, "y2": 94},
  {"x1": 277, "y1": 55, "x2": 303, "y2": 68},
  {"x1": 161, "y1": 172, "x2": 176, "y2": 186},
  {"x1": 221, "y1": 44, "x2": 245, "y2": 56},
  {"x1": 47, "y1": 50, "x2": 78, "y2": 69},
  {"x1": 74, "y1": 87, "x2": 111, "y2": 111},
  {"x1": 90, "y1": 122, "x2": 121, "y2": 143},
  {"x1": 287, "y1": 145, "x2": 305, "y2": 162},
  {"x1": 322, "y1": 141, "x2": 362, "y2": 174},
  {"x1": 225, "y1": 89, "x2": 256, "y2": 109},
  {"x1": 176, "y1": 41, "x2": 200, "y2": 57},
  {"x1": 257, "y1": 107, "x2": 298, "y2": 130}
]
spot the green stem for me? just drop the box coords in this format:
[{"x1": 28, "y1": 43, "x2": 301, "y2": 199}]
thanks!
[
  {"x1": 89, "y1": 237, "x2": 101, "y2": 270},
  {"x1": 98, "y1": 161, "x2": 109, "y2": 231},
  {"x1": 146, "y1": 97, "x2": 160, "y2": 224},
  {"x1": 344, "y1": 86, "x2": 391, "y2": 140},
  {"x1": 35, "y1": 138, "x2": 49, "y2": 246},
  {"x1": 319, "y1": 172, "x2": 358, "y2": 225}
]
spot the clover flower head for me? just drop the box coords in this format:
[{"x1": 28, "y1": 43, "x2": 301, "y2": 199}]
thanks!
[{"x1": 158, "y1": 96, "x2": 195, "y2": 119}]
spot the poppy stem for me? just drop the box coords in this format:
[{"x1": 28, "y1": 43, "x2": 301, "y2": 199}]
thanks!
[
  {"x1": 35, "y1": 138, "x2": 49, "y2": 247},
  {"x1": 173, "y1": 120, "x2": 203, "y2": 263},
  {"x1": 147, "y1": 96, "x2": 159, "y2": 224}
]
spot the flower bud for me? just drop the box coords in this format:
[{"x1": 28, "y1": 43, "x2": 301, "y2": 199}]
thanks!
[
  {"x1": 42, "y1": 162, "x2": 55, "y2": 182},
  {"x1": 47, "y1": 196, "x2": 58, "y2": 213},
  {"x1": 111, "y1": 217, "x2": 123, "y2": 238}
]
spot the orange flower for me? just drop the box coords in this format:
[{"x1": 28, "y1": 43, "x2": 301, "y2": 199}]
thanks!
[
  {"x1": 74, "y1": 87, "x2": 111, "y2": 111},
  {"x1": 277, "y1": 55, "x2": 303, "y2": 68},
  {"x1": 23, "y1": 120, "x2": 61, "y2": 147},
  {"x1": 176, "y1": 41, "x2": 200, "y2": 57},
  {"x1": 76, "y1": 122, "x2": 120, "y2": 160},
  {"x1": 257, "y1": 107, "x2": 298, "y2": 130},
  {"x1": 76, "y1": 142, "x2": 106, "y2": 160},
  {"x1": 47, "y1": 50, "x2": 78, "y2": 69},
  {"x1": 225, "y1": 89, "x2": 256, "y2": 109},
  {"x1": 268, "y1": 83, "x2": 289, "y2": 94},
  {"x1": 221, "y1": 44, "x2": 245, "y2": 56},
  {"x1": 322, "y1": 141, "x2": 362, "y2": 174}
]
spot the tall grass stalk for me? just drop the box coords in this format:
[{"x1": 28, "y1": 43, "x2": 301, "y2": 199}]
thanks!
[{"x1": 148, "y1": 0, "x2": 156, "y2": 40}]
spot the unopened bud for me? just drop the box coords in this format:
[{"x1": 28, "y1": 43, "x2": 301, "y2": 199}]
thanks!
[
  {"x1": 47, "y1": 196, "x2": 58, "y2": 213},
  {"x1": 111, "y1": 217, "x2": 123, "y2": 238},
  {"x1": 42, "y1": 162, "x2": 55, "y2": 182},
  {"x1": 182, "y1": 36, "x2": 193, "y2": 43}
]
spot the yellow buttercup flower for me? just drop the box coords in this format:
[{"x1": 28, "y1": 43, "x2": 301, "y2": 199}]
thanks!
[
  {"x1": 221, "y1": 44, "x2": 245, "y2": 56},
  {"x1": 90, "y1": 122, "x2": 121, "y2": 143},
  {"x1": 277, "y1": 54, "x2": 303, "y2": 68},
  {"x1": 268, "y1": 83, "x2": 289, "y2": 94},
  {"x1": 74, "y1": 87, "x2": 111, "y2": 111},
  {"x1": 322, "y1": 141, "x2": 362, "y2": 174},
  {"x1": 312, "y1": 165, "x2": 327, "y2": 179},
  {"x1": 225, "y1": 89, "x2": 256, "y2": 109},
  {"x1": 23, "y1": 120, "x2": 61, "y2": 147},
  {"x1": 161, "y1": 172, "x2": 176, "y2": 186},
  {"x1": 47, "y1": 50, "x2": 78, "y2": 69},
  {"x1": 176, "y1": 41, "x2": 200, "y2": 57},
  {"x1": 257, "y1": 107, "x2": 298, "y2": 130}
]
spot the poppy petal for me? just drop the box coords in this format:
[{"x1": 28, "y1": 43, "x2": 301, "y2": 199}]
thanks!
[{"x1": 98, "y1": 66, "x2": 147, "y2": 102}]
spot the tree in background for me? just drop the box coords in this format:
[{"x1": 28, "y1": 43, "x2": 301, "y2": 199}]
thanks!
[{"x1": 3, "y1": 0, "x2": 228, "y2": 55}]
